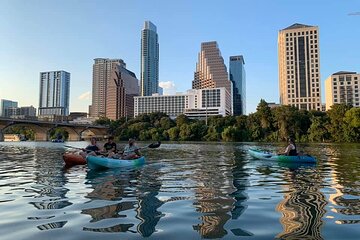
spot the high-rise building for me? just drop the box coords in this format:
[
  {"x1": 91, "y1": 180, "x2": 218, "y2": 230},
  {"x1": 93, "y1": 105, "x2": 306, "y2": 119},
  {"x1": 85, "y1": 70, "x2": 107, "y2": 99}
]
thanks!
[
  {"x1": 278, "y1": 23, "x2": 321, "y2": 111},
  {"x1": 91, "y1": 58, "x2": 139, "y2": 120},
  {"x1": 193, "y1": 41, "x2": 232, "y2": 114},
  {"x1": 0, "y1": 99, "x2": 18, "y2": 117},
  {"x1": 38, "y1": 71, "x2": 70, "y2": 116},
  {"x1": 229, "y1": 55, "x2": 246, "y2": 115},
  {"x1": 325, "y1": 71, "x2": 360, "y2": 110},
  {"x1": 140, "y1": 21, "x2": 159, "y2": 96}
]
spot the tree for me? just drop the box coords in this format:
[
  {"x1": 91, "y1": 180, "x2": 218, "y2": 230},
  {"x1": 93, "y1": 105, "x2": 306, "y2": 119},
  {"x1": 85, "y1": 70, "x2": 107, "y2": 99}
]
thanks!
[
  {"x1": 167, "y1": 127, "x2": 179, "y2": 141},
  {"x1": 343, "y1": 107, "x2": 360, "y2": 142},
  {"x1": 176, "y1": 114, "x2": 189, "y2": 127},
  {"x1": 327, "y1": 104, "x2": 352, "y2": 142},
  {"x1": 307, "y1": 116, "x2": 329, "y2": 142}
]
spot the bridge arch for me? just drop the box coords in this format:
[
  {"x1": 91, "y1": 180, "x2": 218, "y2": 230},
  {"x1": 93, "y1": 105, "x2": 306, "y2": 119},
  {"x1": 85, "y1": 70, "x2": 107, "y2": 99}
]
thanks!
[{"x1": 1, "y1": 123, "x2": 49, "y2": 141}]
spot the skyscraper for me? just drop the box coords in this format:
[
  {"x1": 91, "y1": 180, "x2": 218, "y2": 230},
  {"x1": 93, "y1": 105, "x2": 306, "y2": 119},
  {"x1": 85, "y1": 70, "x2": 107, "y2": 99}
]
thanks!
[
  {"x1": 140, "y1": 21, "x2": 159, "y2": 96},
  {"x1": 38, "y1": 71, "x2": 70, "y2": 116},
  {"x1": 278, "y1": 23, "x2": 321, "y2": 111},
  {"x1": 229, "y1": 55, "x2": 246, "y2": 115},
  {"x1": 91, "y1": 58, "x2": 139, "y2": 120},
  {"x1": 193, "y1": 41, "x2": 232, "y2": 114}
]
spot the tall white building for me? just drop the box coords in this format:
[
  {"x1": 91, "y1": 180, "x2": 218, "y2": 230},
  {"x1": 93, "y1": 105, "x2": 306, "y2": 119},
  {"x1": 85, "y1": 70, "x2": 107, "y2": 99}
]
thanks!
[
  {"x1": 134, "y1": 87, "x2": 231, "y2": 119},
  {"x1": 38, "y1": 71, "x2": 70, "y2": 116},
  {"x1": 325, "y1": 71, "x2": 360, "y2": 110},
  {"x1": 278, "y1": 23, "x2": 321, "y2": 111}
]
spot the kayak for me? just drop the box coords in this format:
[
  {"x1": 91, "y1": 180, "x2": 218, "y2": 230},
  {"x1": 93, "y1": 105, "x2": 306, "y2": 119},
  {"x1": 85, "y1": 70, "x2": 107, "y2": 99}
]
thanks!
[
  {"x1": 86, "y1": 155, "x2": 146, "y2": 169},
  {"x1": 248, "y1": 148, "x2": 316, "y2": 163},
  {"x1": 63, "y1": 153, "x2": 86, "y2": 167}
]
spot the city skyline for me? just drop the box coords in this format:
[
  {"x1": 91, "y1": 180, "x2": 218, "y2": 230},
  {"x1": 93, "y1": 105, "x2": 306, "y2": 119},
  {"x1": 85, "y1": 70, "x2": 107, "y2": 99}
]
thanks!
[{"x1": 0, "y1": 0, "x2": 359, "y2": 114}]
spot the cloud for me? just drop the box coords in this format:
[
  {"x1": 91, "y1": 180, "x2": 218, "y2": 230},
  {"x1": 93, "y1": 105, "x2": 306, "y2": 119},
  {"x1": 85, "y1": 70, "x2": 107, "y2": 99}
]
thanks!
[
  {"x1": 78, "y1": 91, "x2": 91, "y2": 100},
  {"x1": 159, "y1": 81, "x2": 175, "y2": 89},
  {"x1": 159, "y1": 81, "x2": 176, "y2": 95},
  {"x1": 348, "y1": 12, "x2": 360, "y2": 16}
]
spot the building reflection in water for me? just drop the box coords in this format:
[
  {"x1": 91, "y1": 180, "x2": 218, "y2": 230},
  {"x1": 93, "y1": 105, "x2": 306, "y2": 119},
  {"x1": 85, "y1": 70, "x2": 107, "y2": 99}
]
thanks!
[
  {"x1": 327, "y1": 145, "x2": 360, "y2": 225},
  {"x1": 191, "y1": 148, "x2": 244, "y2": 239},
  {"x1": 27, "y1": 147, "x2": 71, "y2": 230},
  {"x1": 276, "y1": 165, "x2": 326, "y2": 240},
  {"x1": 83, "y1": 166, "x2": 164, "y2": 237},
  {"x1": 135, "y1": 165, "x2": 164, "y2": 237}
]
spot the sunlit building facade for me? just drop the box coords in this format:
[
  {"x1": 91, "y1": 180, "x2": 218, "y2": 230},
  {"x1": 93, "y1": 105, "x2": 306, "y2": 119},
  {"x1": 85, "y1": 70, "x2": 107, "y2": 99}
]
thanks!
[
  {"x1": 134, "y1": 88, "x2": 231, "y2": 119},
  {"x1": 325, "y1": 71, "x2": 360, "y2": 110},
  {"x1": 193, "y1": 41, "x2": 232, "y2": 114},
  {"x1": 91, "y1": 58, "x2": 139, "y2": 120},
  {"x1": 278, "y1": 23, "x2": 321, "y2": 111}
]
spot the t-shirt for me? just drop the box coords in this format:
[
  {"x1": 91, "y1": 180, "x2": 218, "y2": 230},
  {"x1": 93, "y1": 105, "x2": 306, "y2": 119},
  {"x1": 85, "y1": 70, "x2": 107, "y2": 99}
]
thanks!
[
  {"x1": 104, "y1": 142, "x2": 117, "y2": 151},
  {"x1": 123, "y1": 145, "x2": 139, "y2": 156},
  {"x1": 285, "y1": 144, "x2": 297, "y2": 156},
  {"x1": 85, "y1": 144, "x2": 100, "y2": 152}
]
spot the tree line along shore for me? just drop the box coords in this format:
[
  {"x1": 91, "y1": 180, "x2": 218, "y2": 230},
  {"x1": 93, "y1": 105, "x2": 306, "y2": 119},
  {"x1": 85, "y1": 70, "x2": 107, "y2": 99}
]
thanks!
[{"x1": 5, "y1": 100, "x2": 359, "y2": 143}]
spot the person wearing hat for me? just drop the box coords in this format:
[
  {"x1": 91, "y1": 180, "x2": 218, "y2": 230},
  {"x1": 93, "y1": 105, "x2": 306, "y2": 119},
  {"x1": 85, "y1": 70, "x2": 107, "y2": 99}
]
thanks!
[
  {"x1": 122, "y1": 138, "x2": 141, "y2": 160},
  {"x1": 283, "y1": 137, "x2": 297, "y2": 156}
]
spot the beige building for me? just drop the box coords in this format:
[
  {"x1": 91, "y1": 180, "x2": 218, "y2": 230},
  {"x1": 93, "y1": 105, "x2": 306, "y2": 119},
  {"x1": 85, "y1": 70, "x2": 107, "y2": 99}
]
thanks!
[
  {"x1": 91, "y1": 58, "x2": 139, "y2": 120},
  {"x1": 325, "y1": 71, "x2": 360, "y2": 110},
  {"x1": 192, "y1": 41, "x2": 232, "y2": 114},
  {"x1": 278, "y1": 23, "x2": 321, "y2": 111}
]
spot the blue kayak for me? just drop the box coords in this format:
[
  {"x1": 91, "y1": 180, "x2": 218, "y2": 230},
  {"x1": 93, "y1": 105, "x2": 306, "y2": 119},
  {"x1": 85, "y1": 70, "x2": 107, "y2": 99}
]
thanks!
[
  {"x1": 86, "y1": 155, "x2": 146, "y2": 169},
  {"x1": 248, "y1": 148, "x2": 316, "y2": 163}
]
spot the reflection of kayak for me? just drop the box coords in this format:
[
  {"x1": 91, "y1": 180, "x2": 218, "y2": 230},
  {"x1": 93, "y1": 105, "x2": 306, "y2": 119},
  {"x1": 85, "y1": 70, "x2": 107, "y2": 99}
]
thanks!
[
  {"x1": 248, "y1": 148, "x2": 316, "y2": 163},
  {"x1": 86, "y1": 155, "x2": 146, "y2": 169},
  {"x1": 63, "y1": 153, "x2": 86, "y2": 167}
]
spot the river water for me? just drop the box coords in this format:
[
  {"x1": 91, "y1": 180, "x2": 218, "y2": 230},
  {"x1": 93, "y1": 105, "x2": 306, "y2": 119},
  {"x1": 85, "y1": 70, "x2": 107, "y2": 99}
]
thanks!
[{"x1": 0, "y1": 141, "x2": 359, "y2": 239}]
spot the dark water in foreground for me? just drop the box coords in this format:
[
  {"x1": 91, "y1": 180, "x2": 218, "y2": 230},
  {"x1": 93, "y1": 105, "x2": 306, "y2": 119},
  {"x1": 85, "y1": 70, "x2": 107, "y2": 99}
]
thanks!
[{"x1": 0, "y1": 141, "x2": 359, "y2": 240}]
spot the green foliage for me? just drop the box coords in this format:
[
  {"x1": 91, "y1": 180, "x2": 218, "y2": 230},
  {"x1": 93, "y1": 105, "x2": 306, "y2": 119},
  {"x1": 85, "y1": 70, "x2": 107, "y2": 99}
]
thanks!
[
  {"x1": 4, "y1": 126, "x2": 35, "y2": 140},
  {"x1": 95, "y1": 100, "x2": 358, "y2": 143}
]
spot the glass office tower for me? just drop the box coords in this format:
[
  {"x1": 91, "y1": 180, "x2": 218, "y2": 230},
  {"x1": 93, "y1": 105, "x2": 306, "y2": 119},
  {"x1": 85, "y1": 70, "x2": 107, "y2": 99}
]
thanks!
[
  {"x1": 229, "y1": 55, "x2": 246, "y2": 115},
  {"x1": 140, "y1": 21, "x2": 159, "y2": 96}
]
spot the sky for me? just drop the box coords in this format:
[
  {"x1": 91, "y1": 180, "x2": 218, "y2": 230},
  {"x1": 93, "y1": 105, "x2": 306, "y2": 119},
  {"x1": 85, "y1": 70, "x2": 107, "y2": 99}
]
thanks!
[{"x1": 0, "y1": 0, "x2": 359, "y2": 114}]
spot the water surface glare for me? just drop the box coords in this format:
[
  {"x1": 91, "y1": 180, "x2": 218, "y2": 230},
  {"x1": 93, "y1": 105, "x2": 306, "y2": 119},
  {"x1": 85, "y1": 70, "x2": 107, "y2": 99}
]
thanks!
[{"x1": 0, "y1": 141, "x2": 359, "y2": 239}]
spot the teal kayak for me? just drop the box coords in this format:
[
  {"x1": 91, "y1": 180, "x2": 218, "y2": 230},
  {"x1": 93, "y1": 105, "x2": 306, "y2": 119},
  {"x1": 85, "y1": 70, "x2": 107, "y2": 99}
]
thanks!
[
  {"x1": 248, "y1": 148, "x2": 316, "y2": 163},
  {"x1": 86, "y1": 155, "x2": 146, "y2": 169}
]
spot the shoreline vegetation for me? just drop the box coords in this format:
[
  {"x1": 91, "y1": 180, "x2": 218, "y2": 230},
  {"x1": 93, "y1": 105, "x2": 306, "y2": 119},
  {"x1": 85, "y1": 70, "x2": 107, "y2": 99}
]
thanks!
[
  {"x1": 4, "y1": 100, "x2": 359, "y2": 143},
  {"x1": 96, "y1": 100, "x2": 359, "y2": 143}
]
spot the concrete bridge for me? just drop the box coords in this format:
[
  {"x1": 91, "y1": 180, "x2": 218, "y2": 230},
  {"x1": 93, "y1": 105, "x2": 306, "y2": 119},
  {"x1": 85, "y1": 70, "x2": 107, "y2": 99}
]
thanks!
[{"x1": 0, "y1": 117, "x2": 108, "y2": 141}]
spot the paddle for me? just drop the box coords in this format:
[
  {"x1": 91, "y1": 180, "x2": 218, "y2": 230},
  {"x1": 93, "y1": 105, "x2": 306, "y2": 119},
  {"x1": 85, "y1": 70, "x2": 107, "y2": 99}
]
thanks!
[
  {"x1": 123, "y1": 141, "x2": 161, "y2": 153},
  {"x1": 64, "y1": 145, "x2": 101, "y2": 154}
]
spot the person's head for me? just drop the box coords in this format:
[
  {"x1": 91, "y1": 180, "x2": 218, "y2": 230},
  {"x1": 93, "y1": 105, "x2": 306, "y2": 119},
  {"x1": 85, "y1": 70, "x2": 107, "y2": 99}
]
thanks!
[
  {"x1": 128, "y1": 138, "x2": 135, "y2": 146},
  {"x1": 90, "y1": 137, "x2": 97, "y2": 145},
  {"x1": 288, "y1": 137, "x2": 295, "y2": 144},
  {"x1": 107, "y1": 136, "x2": 114, "y2": 142}
]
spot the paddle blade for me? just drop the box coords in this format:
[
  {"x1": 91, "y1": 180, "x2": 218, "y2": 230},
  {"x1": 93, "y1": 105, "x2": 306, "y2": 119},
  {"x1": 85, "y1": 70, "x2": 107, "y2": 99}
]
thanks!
[{"x1": 148, "y1": 141, "x2": 161, "y2": 149}]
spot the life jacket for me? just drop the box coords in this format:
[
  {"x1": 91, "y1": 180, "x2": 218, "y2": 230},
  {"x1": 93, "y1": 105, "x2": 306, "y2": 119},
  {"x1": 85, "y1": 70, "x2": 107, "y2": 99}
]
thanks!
[{"x1": 288, "y1": 144, "x2": 297, "y2": 156}]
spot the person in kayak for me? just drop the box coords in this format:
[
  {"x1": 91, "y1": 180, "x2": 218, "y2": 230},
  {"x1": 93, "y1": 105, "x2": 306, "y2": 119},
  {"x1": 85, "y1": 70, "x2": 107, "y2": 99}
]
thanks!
[
  {"x1": 122, "y1": 138, "x2": 141, "y2": 160},
  {"x1": 284, "y1": 137, "x2": 297, "y2": 156},
  {"x1": 80, "y1": 137, "x2": 101, "y2": 157},
  {"x1": 103, "y1": 136, "x2": 117, "y2": 157}
]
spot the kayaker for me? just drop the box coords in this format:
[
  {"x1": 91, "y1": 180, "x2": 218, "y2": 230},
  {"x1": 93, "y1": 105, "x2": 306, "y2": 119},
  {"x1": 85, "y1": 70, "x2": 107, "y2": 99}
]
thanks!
[
  {"x1": 284, "y1": 137, "x2": 297, "y2": 156},
  {"x1": 80, "y1": 137, "x2": 101, "y2": 157},
  {"x1": 103, "y1": 136, "x2": 117, "y2": 157},
  {"x1": 122, "y1": 138, "x2": 141, "y2": 160}
]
